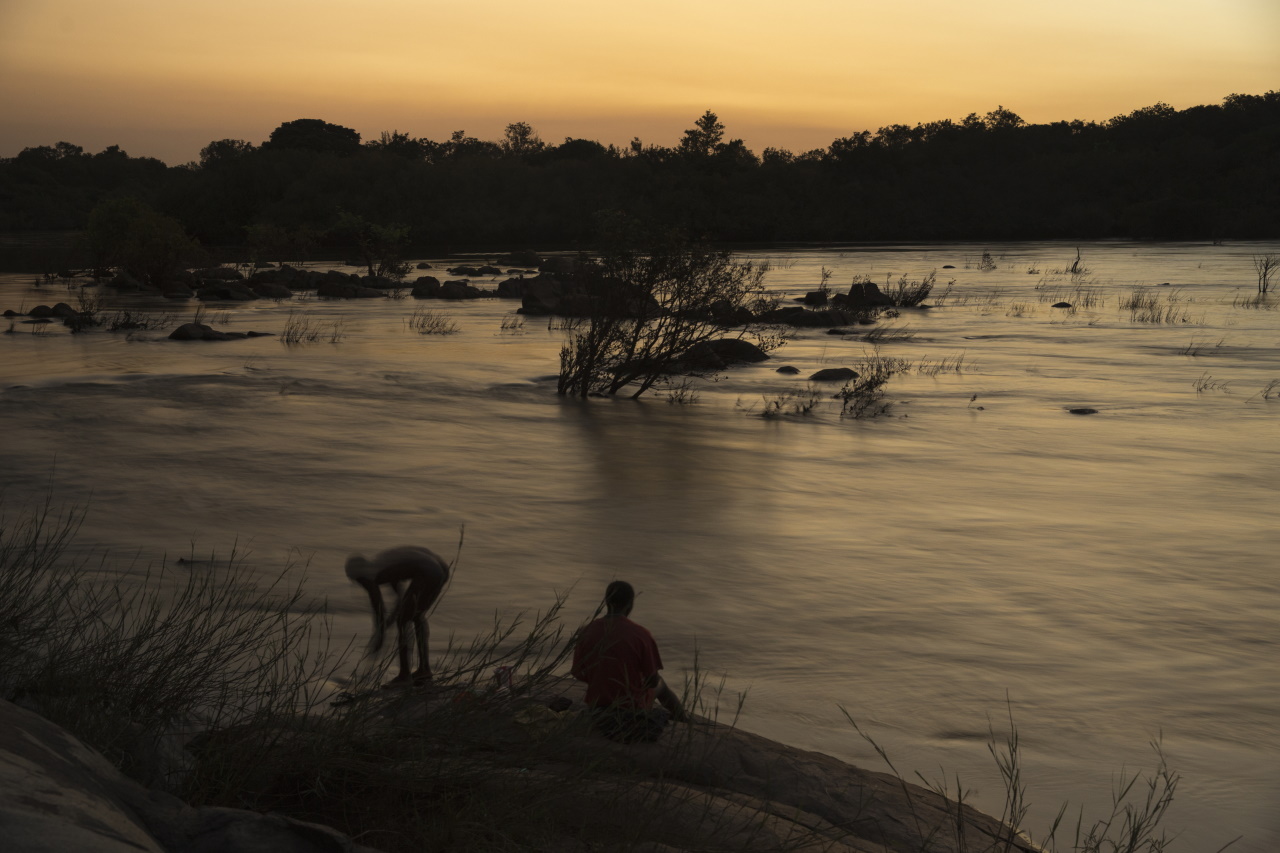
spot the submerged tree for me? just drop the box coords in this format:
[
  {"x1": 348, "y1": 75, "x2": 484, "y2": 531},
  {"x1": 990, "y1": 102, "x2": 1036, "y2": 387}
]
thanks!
[
  {"x1": 85, "y1": 197, "x2": 203, "y2": 285},
  {"x1": 332, "y1": 212, "x2": 411, "y2": 280},
  {"x1": 557, "y1": 237, "x2": 784, "y2": 399}
]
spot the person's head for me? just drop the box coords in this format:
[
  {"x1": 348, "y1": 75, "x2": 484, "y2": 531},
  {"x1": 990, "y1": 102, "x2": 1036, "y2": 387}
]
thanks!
[
  {"x1": 604, "y1": 580, "x2": 635, "y2": 616},
  {"x1": 347, "y1": 554, "x2": 387, "y2": 652},
  {"x1": 345, "y1": 554, "x2": 370, "y2": 582}
]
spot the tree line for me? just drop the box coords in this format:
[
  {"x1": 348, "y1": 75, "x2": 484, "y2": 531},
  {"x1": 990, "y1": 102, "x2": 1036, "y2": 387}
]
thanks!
[{"x1": 2, "y1": 93, "x2": 1277, "y2": 257}]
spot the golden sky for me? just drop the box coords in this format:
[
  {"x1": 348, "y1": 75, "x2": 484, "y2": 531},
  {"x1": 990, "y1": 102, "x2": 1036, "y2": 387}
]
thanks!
[{"x1": 1, "y1": 0, "x2": 1276, "y2": 163}]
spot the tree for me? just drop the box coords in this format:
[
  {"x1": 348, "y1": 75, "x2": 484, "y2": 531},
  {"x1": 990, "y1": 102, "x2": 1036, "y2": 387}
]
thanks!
[
  {"x1": 502, "y1": 122, "x2": 545, "y2": 158},
  {"x1": 332, "y1": 212, "x2": 411, "y2": 280},
  {"x1": 678, "y1": 110, "x2": 726, "y2": 158},
  {"x1": 366, "y1": 131, "x2": 429, "y2": 159},
  {"x1": 85, "y1": 197, "x2": 203, "y2": 285},
  {"x1": 557, "y1": 236, "x2": 784, "y2": 399},
  {"x1": 263, "y1": 119, "x2": 361, "y2": 155},
  {"x1": 199, "y1": 139, "x2": 256, "y2": 169}
]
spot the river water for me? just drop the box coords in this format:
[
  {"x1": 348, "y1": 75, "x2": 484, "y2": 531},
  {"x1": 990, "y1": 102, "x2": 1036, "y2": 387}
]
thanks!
[{"x1": 1, "y1": 241, "x2": 1276, "y2": 850}]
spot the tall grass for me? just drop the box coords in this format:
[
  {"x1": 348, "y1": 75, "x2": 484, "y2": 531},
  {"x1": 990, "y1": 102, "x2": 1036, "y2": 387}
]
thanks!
[
  {"x1": 1120, "y1": 288, "x2": 1194, "y2": 324},
  {"x1": 883, "y1": 270, "x2": 937, "y2": 307},
  {"x1": 0, "y1": 495, "x2": 341, "y2": 789},
  {"x1": 406, "y1": 308, "x2": 460, "y2": 335},
  {"x1": 281, "y1": 311, "x2": 346, "y2": 344},
  {"x1": 842, "y1": 705, "x2": 1225, "y2": 853},
  {"x1": 836, "y1": 350, "x2": 910, "y2": 419}
]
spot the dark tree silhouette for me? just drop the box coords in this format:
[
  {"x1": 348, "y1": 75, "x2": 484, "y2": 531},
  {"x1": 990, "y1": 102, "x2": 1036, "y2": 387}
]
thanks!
[{"x1": 263, "y1": 119, "x2": 362, "y2": 155}]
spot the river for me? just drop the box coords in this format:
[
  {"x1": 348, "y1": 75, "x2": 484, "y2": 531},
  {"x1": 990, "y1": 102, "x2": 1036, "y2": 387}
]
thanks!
[{"x1": 1, "y1": 241, "x2": 1276, "y2": 851}]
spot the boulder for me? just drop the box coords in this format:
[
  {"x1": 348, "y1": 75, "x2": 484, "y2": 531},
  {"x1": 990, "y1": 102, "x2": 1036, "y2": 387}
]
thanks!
[
  {"x1": 197, "y1": 283, "x2": 259, "y2": 301},
  {"x1": 520, "y1": 278, "x2": 568, "y2": 315},
  {"x1": 192, "y1": 266, "x2": 244, "y2": 281},
  {"x1": 0, "y1": 699, "x2": 384, "y2": 853},
  {"x1": 439, "y1": 280, "x2": 485, "y2": 300},
  {"x1": 538, "y1": 256, "x2": 578, "y2": 276},
  {"x1": 411, "y1": 276, "x2": 441, "y2": 298},
  {"x1": 1052, "y1": 302, "x2": 1072, "y2": 308},
  {"x1": 1068, "y1": 407, "x2": 1099, "y2": 415},
  {"x1": 169, "y1": 322, "x2": 230, "y2": 341},
  {"x1": 704, "y1": 298, "x2": 756, "y2": 326},
  {"x1": 760, "y1": 307, "x2": 853, "y2": 328},
  {"x1": 415, "y1": 262, "x2": 433, "y2": 270},
  {"x1": 108, "y1": 271, "x2": 145, "y2": 291},
  {"x1": 776, "y1": 365, "x2": 801, "y2": 375},
  {"x1": 316, "y1": 281, "x2": 386, "y2": 299},
  {"x1": 497, "y1": 277, "x2": 530, "y2": 298},
  {"x1": 28, "y1": 305, "x2": 55, "y2": 318},
  {"x1": 249, "y1": 282, "x2": 294, "y2": 300},
  {"x1": 498, "y1": 250, "x2": 542, "y2": 267},
  {"x1": 158, "y1": 282, "x2": 195, "y2": 299},
  {"x1": 837, "y1": 279, "x2": 893, "y2": 311},
  {"x1": 809, "y1": 367, "x2": 859, "y2": 382},
  {"x1": 682, "y1": 338, "x2": 771, "y2": 371},
  {"x1": 446, "y1": 265, "x2": 485, "y2": 277},
  {"x1": 802, "y1": 290, "x2": 829, "y2": 306}
]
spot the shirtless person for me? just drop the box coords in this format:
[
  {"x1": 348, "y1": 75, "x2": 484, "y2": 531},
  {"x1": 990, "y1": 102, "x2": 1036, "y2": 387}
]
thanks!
[
  {"x1": 572, "y1": 580, "x2": 688, "y2": 741},
  {"x1": 345, "y1": 546, "x2": 449, "y2": 687}
]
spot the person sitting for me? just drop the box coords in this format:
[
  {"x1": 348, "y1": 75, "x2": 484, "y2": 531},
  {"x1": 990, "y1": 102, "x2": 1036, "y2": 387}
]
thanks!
[
  {"x1": 345, "y1": 545, "x2": 449, "y2": 687},
  {"x1": 571, "y1": 580, "x2": 688, "y2": 742}
]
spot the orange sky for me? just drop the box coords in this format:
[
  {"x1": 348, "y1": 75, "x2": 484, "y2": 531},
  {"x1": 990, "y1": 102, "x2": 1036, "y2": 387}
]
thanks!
[{"x1": 1, "y1": 0, "x2": 1276, "y2": 163}]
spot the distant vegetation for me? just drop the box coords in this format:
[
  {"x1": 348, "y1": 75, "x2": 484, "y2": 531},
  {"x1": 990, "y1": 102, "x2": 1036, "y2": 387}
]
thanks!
[{"x1": 1, "y1": 95, "x2": 1278, "y2": 264}]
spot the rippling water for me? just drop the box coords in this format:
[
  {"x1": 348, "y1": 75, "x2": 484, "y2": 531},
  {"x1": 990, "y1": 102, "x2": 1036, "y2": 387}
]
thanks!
[{"x1": 2, "y1": 241, "x2": 1277, "y2": 850}]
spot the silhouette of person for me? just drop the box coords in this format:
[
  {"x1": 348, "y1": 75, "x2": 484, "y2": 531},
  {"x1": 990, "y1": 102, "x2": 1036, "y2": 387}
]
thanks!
[
  {"x1": 571, "y1": 580, "x2": 688, "y2": 741},
  {"x1": 346, "y1": 546, "x2": 449, "y2": 687}
]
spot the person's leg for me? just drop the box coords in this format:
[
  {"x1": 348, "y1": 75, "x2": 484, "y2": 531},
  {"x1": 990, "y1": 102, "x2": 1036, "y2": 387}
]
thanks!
[
  {"x1": 654, "y1": 677, "x2": 689, "y2": 722},
  {"x1": 412, "y1": 616, "x2": 431, "y2": 681}
]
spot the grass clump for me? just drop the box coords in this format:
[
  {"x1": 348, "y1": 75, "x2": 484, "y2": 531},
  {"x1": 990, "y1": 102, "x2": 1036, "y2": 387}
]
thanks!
[
  {"x1": 836, "y1": 351, "x2": 909, "y2": 419},
  {"x1": 842, "y1": 703, "x2": 1225, "y2": 853},
  {"x1": 105, "y1": 309, "x2": 176, "y2": 332},
  {"x1": 0, "y1": 495, "x2": 339, "y2": 789},
  {"x1": 281, "y1": 311, "x2": 345, "y2": 344},
  {"x1": 883, "y1": 270, "x2": 937, "y2": 307},
  {"x1": 759, "y1": 387, "x2": 824, "y2": 418},
  {"x1": 1120, "y1": 288, "x2": 1194, "y2": 324},
  {"x1": 406, "y1": 308, "x2": 460, "y2": 335}
]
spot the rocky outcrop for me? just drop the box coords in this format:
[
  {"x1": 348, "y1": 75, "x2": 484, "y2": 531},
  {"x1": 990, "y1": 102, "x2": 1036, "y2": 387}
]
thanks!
[
  {"x1": 197, "y1": 282, "x2": 259, "y2": 302},
  {"x1": 316, "y1": 281, "x2": 386, "y2": 299},
  {"x1": 1, "y1": 676, "x2": 1034, "y2": 853},
  {"x1": 411, "y1": 276, "x2": 441, "y2": 298},
  {"x1": 834, "y1": 279, "x2": 894, "y2": 311},
  {"x1": 192, "y1": 267, "x2": 244, "y2": 281},
  {"x1": 759, "y1": 306, "x2": 855, "y2": 327},
  {"x1": 681, "y1": 338, "x2": 771, "y2": 371},
  {"x1": 809, "y1": 367, "x2": 859, "y2": 382},
  {"x1": 0, "y1": 700, "x2": 382, "y2": 853},
  {"x1": 439, "y1": 280, "x2": 486, "y2": 300},
  {"x1": 169, "y1": 324, "x2": 271, "y2": 341}
]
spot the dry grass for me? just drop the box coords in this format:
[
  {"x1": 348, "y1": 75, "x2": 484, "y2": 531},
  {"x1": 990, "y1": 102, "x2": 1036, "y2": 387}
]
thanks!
[
  {"x1": 406, "y1": 308, "x2": 460, "y2": 335},
  {"x1": 281, "y1": 311, "x2": 346, "y2": 344}
]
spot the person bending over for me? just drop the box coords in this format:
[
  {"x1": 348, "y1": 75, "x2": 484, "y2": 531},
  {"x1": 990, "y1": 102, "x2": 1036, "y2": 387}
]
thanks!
[
  {"x1": 346, "y1": 545, "x2": 449, "y2": 687},
  {"x1": 571, "y1": 580, "x2": 688, "y2": 742}
]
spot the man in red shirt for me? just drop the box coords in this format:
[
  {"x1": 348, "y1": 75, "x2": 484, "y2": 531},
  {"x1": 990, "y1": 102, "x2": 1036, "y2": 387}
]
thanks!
[{"x1": 571, "y1": 581, "x2": 687, "y2": 742}]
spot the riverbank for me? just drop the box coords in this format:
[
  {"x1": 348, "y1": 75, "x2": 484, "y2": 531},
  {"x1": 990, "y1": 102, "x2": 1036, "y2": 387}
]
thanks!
[{"x1": 4, "y1": 677, "x2": 1042, "y2": 853}]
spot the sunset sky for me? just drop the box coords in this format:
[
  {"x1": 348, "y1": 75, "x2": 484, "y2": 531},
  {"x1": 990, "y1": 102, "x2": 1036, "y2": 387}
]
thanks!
[{"x1": 2, "y1": 0, "x2": 1276, "y2": 164}]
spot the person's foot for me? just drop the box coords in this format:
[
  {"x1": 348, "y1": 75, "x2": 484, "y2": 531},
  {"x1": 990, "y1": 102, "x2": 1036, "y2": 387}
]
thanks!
[
  {"x1": 412, "y1": 669, "x2": 433, "y2": 684},
  {"x1": 381, "y1": 673, "x2": 413, "y2": 689}
]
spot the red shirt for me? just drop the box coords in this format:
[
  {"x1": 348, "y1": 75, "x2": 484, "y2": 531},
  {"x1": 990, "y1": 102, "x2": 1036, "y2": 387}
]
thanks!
[{"x1": 571, "y1": 615, "x2": 663, "y2": 709}]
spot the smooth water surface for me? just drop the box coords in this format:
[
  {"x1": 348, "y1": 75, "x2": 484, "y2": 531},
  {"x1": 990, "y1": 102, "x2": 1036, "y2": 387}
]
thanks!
[{"x1": 2, "y1": 241, "x2": 1277, "y2": 850}]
